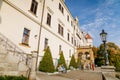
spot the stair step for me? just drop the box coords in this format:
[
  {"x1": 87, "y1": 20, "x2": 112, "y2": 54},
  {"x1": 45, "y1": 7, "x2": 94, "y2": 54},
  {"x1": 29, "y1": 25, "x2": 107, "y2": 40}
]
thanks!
[
  {"x1": 2, "y1": 71, "x2": 19, "y2": 76},
  {"x1": 0, "y1": 49, "x2": 7, "y2": 54},
  {"x1": 0, "y1": 53, "x2": 7, "y2": 62},
  {"x1": 0, "y1": 63, "x2": 18, "y2": 71},
  {"x1": 0, "y1": 63, "x2": 8, "y2": 71},
  {"x1": 0, "y1": 71, "x2": 4, "y2": 75},
  {"x1": 6, "y1": 63, "x2": 18, "y2": 71},
  {"x1": 6, "y1": 52, "x2": 19, "y2": 63},
  {"x1": 0, "y1": 32, "x2": 29, "y2": 77}
]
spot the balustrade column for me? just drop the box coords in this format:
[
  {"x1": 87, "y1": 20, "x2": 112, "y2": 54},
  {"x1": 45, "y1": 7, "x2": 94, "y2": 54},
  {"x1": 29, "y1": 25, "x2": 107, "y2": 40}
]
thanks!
[{"x1": 29, "y1": 52, "x2": 37, "y2": 80}]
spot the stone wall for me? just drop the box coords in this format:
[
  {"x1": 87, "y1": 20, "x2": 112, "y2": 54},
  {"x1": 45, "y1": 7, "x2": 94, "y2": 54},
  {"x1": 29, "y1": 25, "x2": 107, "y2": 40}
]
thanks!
[{"x1": 0, "y1": 32, "x2": 31, "y2": 77}]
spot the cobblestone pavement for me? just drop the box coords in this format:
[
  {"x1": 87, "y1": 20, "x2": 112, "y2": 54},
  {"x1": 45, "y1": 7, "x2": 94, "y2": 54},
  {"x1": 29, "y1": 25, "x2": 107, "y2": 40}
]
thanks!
[{"x1": 36, "y1": 68, "x2": 103, "y2": 80}]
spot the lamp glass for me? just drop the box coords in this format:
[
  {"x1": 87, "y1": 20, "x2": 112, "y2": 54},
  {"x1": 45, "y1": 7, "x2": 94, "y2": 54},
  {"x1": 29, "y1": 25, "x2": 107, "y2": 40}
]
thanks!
[{"x1": 100, "y1": 30, "x2": 107, "y2": 42}]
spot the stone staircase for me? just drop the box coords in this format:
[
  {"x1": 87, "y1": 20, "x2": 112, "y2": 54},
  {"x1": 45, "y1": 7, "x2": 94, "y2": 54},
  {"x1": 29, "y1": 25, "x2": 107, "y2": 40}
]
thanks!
[{"x1": 0, "y1": 32, "x2": 32, "y2": 77}]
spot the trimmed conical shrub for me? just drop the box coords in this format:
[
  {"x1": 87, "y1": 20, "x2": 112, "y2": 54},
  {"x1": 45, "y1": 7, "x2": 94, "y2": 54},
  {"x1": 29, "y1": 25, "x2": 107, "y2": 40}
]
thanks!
[
  {"x1": 39, "y1": 46, "x2": 55, "y2": 73},
  {"x1": 57, "y1": 51, "x2": 67, "y2": 69},
  {"x1": 69, "y1": 54, "x2": 77, "y2": 68},
  {"x1": 76, "y1": 57, "x2": 81, "y2": 68}
]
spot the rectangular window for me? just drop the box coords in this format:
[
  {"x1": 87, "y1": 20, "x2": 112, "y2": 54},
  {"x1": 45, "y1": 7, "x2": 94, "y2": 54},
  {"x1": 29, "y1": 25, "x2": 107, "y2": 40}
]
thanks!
[
  {"x1": 59, "y1": 3, "x2": 61, "y2": 10},
  {"x1": 59, "y1": 45, "x2": 62, "y2": 53},
  {"x1": 67, "y1": 15, "x2": 69, "y2": 22},
  {"x1": 22, "y1": 28, "x2": 30, "y2": 45},
  {"x1": 30, "y1": 0, "x2": 38, "y2": 14},
  {"x1": 71, "y1": 37, "x2": 73, "y2": 44},
  {"x1": 74, "y1": 40, "x2": 76, "y2": 46},
  {"x1": 58, "y1": 24, "x2": 64, "y2": 36},
  {"x1": 74, "y1": 26, "x2": 75, "y2": 30},
  {"x1": 71, "y1": 21, "x2": 73, "y2": 26},
  {"x1": 69, "y1": 49, "x2": 71, "y2": 57},
  {"x1": 61, "y1": 27, "x2": 63, "y2": 36},
  {"x1": 44, "y1": 38, "x2": 48, "y2": 49},
  {"x1": 67, "y1": 33, "x2": 70, "y2": 41},
  {"x1": 61, "y1": 7, "x2": 64, "y2": 13},
  {"x1": 46, "y1": 13, "x2": 51, "y2": 26},
  {"x1": 59, "y1": 3, "x2": 64, "y2": 14}
]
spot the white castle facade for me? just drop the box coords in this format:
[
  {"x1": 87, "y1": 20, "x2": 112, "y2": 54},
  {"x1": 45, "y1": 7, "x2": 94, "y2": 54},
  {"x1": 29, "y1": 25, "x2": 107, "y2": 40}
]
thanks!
[{"x1": 0, "y1": 0, "x2": 93, "y2": 68}]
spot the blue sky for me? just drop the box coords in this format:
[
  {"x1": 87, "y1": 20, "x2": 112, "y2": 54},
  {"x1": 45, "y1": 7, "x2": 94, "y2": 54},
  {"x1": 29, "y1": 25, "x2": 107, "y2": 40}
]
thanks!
[{"x1": 65, "y1": 0, "x2": 120, "y2": 47}]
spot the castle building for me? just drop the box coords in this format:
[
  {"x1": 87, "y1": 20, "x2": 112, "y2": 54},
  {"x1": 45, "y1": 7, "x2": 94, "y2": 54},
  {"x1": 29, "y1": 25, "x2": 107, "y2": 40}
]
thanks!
[{"x1": 0, "y1": 0, "x2": 93, "y2": 69}]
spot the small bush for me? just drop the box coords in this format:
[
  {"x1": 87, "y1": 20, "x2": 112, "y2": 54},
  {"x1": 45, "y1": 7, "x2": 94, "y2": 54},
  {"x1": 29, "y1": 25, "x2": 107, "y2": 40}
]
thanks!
[{"x1": 0, "y1": 75, "x2": 27, "y2": 80}]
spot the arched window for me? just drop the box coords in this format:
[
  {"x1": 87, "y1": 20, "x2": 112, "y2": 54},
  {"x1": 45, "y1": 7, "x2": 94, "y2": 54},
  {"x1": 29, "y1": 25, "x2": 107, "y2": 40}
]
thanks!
[
  {"x1": 85, "y1": 52, "x2": 90, "y2": 60},
  {"x1": 78, "y1": 52, "x2": 83, "y2": 58}
]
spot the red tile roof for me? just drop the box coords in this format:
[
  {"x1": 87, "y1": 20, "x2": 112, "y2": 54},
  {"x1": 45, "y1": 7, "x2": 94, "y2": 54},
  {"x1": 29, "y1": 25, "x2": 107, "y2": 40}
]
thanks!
[{"x1": 85, "y1": 34, "x2": 92, "y2": 39}]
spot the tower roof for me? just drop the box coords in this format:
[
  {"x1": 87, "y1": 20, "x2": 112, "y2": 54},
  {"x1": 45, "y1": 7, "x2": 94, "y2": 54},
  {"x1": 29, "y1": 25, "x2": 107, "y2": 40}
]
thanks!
[{"x1": 85, "y1": 34, "x2": 92, "y2": 39}]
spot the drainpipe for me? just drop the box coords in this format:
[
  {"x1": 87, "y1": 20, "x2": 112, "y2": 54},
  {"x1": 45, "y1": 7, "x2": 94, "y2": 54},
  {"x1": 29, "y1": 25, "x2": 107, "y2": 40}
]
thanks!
[
  {"x1": 36, "y1": 0, "x2": 46, "y2": 71},
  {"x1": 73, "y1": 25, "x2": 76, "y2": 55}
]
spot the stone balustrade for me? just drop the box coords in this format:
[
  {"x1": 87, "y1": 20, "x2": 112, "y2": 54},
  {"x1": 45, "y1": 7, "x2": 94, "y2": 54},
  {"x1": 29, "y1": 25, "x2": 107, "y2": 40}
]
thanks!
[{"x1": 101, "y1": 66, "x2": 119, "y2": 80}]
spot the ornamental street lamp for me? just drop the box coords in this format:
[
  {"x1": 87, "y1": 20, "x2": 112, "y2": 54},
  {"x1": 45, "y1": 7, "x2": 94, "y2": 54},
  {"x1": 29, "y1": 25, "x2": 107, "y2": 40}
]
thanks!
[{"x1": 100, "y1": 29, "x2": 109, "y2": 65}]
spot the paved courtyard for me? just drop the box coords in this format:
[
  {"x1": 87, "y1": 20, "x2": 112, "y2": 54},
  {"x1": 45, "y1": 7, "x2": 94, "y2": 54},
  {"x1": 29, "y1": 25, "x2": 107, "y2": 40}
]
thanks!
[{"x1": 36, "y1": 68, "x2": 103, "y2": 80}]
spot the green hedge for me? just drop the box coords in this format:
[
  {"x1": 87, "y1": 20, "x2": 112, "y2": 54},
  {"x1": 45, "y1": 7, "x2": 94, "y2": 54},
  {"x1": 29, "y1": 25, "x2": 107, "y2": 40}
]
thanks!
[{"x1": 0, "y1": 75, "x2": 27, "y2": 80}]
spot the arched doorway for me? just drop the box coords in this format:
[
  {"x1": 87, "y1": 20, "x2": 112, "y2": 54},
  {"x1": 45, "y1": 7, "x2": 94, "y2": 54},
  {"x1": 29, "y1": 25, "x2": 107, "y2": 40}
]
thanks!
[
  {"x1": 85, "y1": 52, "x2": 90, "y2": 60},
  {"x1": 76, "y1": 46, "x2": 94, "y2": 70},
  {"x1": 78, "y1": 52, "x2": 84, "y2": 70}
]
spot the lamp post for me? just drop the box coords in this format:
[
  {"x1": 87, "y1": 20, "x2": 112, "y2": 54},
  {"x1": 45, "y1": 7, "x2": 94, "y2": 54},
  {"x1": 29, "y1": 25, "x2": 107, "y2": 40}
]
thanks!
[{"x1": 100, "y1": 29, "x2": 109, "y2": 66}]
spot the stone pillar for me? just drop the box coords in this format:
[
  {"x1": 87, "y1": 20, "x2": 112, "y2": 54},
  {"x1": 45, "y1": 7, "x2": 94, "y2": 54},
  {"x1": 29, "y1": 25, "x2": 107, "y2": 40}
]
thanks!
[{"x1": 29, "y1": 52, "x2": 37, "y2": 80}]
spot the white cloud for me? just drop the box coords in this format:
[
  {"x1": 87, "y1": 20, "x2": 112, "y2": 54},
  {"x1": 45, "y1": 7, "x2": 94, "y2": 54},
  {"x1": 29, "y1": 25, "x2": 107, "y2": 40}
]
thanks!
[{"x1": 78, "y1": 0, "x2": 120, "y2": 47}]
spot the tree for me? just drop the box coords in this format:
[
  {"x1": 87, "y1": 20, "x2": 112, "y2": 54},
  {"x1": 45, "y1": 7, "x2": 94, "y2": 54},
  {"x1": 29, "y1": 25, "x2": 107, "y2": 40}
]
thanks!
[
  {"x1": 93, "y1": 46, "x2": 104, "y2": 66},
  {"x1": 39, "y1": 46, "x2": 55, "y2": 73},
  {"x1": 115, "y1": 54, "x2": 120, "y2": 71},
  {"x1": 92, "y1": 46, "x2": 98, "y2": 58},
  {"x1": 57, "y1": 51, "x2": 67, "y2": 69},
  {"x1": 106, "y1": 42, "x2": 120, "y2": 66},
  {"x1": 95, "y1": 42, "x2": 120, "y2": 68},
  {"x1": 69, "y1": 54, "x2": 77, "y2": 69}
]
